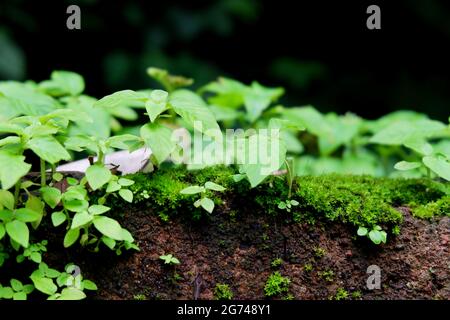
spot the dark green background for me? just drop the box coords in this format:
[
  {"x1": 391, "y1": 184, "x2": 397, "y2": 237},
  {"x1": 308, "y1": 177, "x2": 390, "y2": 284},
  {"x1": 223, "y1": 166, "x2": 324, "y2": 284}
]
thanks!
[{"x1": 1, "y1": 0, "x2": 449, "y2": 120}]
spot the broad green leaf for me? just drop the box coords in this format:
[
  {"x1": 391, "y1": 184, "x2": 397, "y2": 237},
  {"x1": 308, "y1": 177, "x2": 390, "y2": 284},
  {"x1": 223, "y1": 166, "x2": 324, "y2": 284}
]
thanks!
[
  {"x1": 0, "y1": 209, "x2": 13, "y2": 222},
  {"x1": 63, "y1": 228, "x2": 80, "y2": 248},
  {"x1": 118, "y1": 189, "x2": 133, "y2": 203},
  {"x1": 27, "y1": 136, "x2": 71, "y2": 164},
  {"x1": 204, "y1": 182, "x2": 225, "y2": 192},
  {"x1": 39, "y1": 70, "x2": 85, "y2": 96},
  {"x1": 94, "y1": 90, "x2": 147, "y2": 109},
  {"x1": 180, "y1": 186, "x2": 205, "y2": 194},
  {"x1": 0, "y1": 223, "x2": 5, "y2": 240},
  {"x1": 423, "y1": 155, "x2": 450, "y2": 181},
  {"x1": 58, "y1": 287, "x2": 86, "y2": 300},
  {"x1": 88, "y1": 205, "x2": 110, "y2": 215},
  {"x1": 63, "y1": 199, "x2": 89, "y2": 212},
  {"x1": 30, "y1": 273, "x2": 57, "y2": 295},
  {"x1": 11, "y1": 279, "x2": 23, "y2": 291},
  {"x1": 106, "y1": 181, "x2": 121, "y2": 193},
  {"x1": 145, "y1": 89, "x2": 169, "y2": 122},
  {"x1": 140, "y1": 122, "x2": 176, "y2": 164},
  {"x1": 394, "y1": 161, "x2": 422, "y2": 171},
  {"x1": 368, "y1": 230, "x2": 384, "y2": 244},
  {"x1": 40, "y1": 187, "x2": 61, "y2": 209},
  {"x1": 244, "y1": 82, "x2": 284, "y2": 123},
  {"x1": 14, "y1": 208, "x2": 41, "y2": 222},
  {"x1": 403, "y1": 137, "x2": 433, "y2": 155},
  {"x1": 200, "y1": 197, "x2": 214, "y2": 213},
  {"x1": 169, "y1": 89, "x2": 220, "y2": 135},
  {"x1": 0, "y1": 136, "x2": 21, "y2": 147},
  {"x1": 64, "y1": 135, "x2": 97, "y2": 152},
  {"x1": 102, "y1": 236, "x2": 116, "y2": 249},
  {"x1": 82, "y1": 280, "x2": 98, "y2": 291},
  {"x1": 0, "y1": 190, "x2": 14, "y2": 210},
  {"x1": 357, "y1": 226, "x2": 368, "y2": 236},
  {"x1": 85, "y1": 164, "x2": 112, "y2": 190},
  {"x1": 51, "y1": 211, "x2": 66, "y2": 227},
  {"x1": 5, "y1": 220, "x2": 29, "y2": 247},
  {"x1": 93, "y1": 216, "x2": 123, "y2": 240},
  {"x1": 107, "y1": 134, "x2": 141, "y2": 150},
  {"x1": 121, "y1": 228, "x2": 134, "y2": 243},
  {"x1": 0, "y1": 151, "x2": 31, "y2": 190},
  {"x1": 71, "y1": 211, "x2": 93, "y2": 229},
  {"x1": 118, "y1": 178, "x2": 134, "y2": 187},
  {"x1": 12, "y1": 292, "x2": 26, "y2": 300}
]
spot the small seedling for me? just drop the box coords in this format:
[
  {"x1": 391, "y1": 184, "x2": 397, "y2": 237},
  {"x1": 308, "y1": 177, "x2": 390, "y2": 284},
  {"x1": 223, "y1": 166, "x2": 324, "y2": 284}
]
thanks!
[
  {"x1": 180, "y1": 181, "x2": 226, "y2": 213},
  {"x1": 159, "y1": 254, "x2": 180, "y2": 265},
  {"x1": 351, "y1": 290, "x2": 362, "y2": 299},
  {"x1": 357, "y1": 225, "x2": 387, "y2": 245},
  {"x1": 133, "y1": 294, "x2": 146, "y2": 300},
  {"x1": 214, "y1": 283, "x2": 233, "y2": 300},
  {"x1": 303, "y1": 263, "x2": 313, "y2": 272},
  {"x1": 271, "y1": 258, "x2": 283, "y2": 268},
  {"x1": 278, "y1": 199, "x2": 299, "y2": 212},
  {"x1": 313, "y1": 246, "x2": 326, "y2": 258},
  {"x1": 318, "y1": 269, "x2": 334, "y2": 282},
  {"x1": 264, "y1": 272, "x2": 290, "y2": 297},
  {"x1": 331, "y1": 288, "x2": 349, "y2": 300}
]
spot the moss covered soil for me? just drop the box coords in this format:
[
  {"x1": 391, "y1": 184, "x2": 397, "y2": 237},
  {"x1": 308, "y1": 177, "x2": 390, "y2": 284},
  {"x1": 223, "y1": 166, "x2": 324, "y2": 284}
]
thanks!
[{"x1": 42, "y1": 166, "x2": 450, "y2": 299}]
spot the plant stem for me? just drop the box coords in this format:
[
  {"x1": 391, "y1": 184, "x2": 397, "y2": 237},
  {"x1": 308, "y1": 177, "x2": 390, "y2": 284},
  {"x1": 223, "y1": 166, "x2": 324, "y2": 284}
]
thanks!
[
  {"x1": 96, "y1": 150, "x2": 105, "y2": 165},
  {"x1": 13, "y1": 180, "x2": 21, "y2": 209},
  {"x1": 40, "y1": 158, "x2": 46, "y2": 187}
]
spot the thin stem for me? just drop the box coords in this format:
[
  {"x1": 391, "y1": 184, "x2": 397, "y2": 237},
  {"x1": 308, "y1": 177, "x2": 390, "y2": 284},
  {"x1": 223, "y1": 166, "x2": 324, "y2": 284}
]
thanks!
[
  {"x1": 96, "y1": 150, "x2": 105, "y2": 165},
  {"x1": 13, "y1": 180, "x2": 21, "y2": 209},
  {"x1": 40, "y1": 158, "x2": 46, "y2": 187}
]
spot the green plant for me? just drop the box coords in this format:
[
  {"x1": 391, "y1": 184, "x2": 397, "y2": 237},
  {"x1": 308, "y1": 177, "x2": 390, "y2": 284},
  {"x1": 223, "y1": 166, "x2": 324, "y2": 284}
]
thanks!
[
  {"x1": 277, "y1": 199, "x2": 299, "y2": 213},
  {"x1": 264, "y1": 272, "x2": 290, "y2": 297},
  {"x1": 313, "y1": 246, "x2": 326, "y2": 258},
  {"x1": 0, "y1": 279, "x2": 34, "y2": 300},
  {"x1": 331, "y1": 288, "x2": 349, "y2": 300},
  {"x1": 16, "y1": 240, "x2": 47, "y2": 264},
  {"x1": 159, "y1": 253, "x2": 180, "y2": 265},
  {"x1": 357, "y1": 225, "x2": 387, "y2": 245},
  {"x1": 351, "y1": 290, "x2": 362, "y2": 299},
  {"x1": 133, "y1": 293, "x2": 147, "y2": 301},
  {"x1": 318, "y1": 269, "x2": 334, "y2": 282},
  {"x1": 179, "y1": 181, "x2": 226, "y2": 213},
  {"x1": 214, "y1": 283, "x2": 233, "y2": 300},
  {"x1": 303, "y1": 263, "x2": 313, "y2": 272},
  {"x1": 271, "y1": 258, "x2": 283, "y2": 268}
]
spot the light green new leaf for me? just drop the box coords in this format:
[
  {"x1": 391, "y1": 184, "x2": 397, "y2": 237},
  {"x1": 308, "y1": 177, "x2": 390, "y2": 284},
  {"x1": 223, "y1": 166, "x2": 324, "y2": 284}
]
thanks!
[
  {"x1": 93, "y1": 216, "x2": 123, "y2": 241},
  {"x1": 88, "y1": 205, "x2": 110, "y2": 215},
  {"x1": 85, "y1": 165, "x2": 112, "y2": 190},
  {"x1": 0, "y1": 190, "x2": 15, "y2": 210},
  {"x1": 180, "y1": 186, "x2": 205, "y2": 195},
  {"x1": 244, "y1": 82, "x2": 284, "y2": 123},
  {"x1": 94, "y1": 90, "x2": 147, "y2": 109},
  {"x1": 14, "y1": 208, "x2": 41, "y2": 223},
  {"x1": 57, "y1": 287, "x2": 86, "y2": 300},
  {"x1": 27, "y1": 136, "x2": 71, "y2": 164},
  {"x1": 118, "y1": 189, "x2": 133, "y2": 203},
  {"x1": 63, "y1": 228, "x2": 80, "y2": 248},
  {"x1": 169, "y1": 89, "x2": 220, "y2": 135},
  {"x1": 51, "y1": 211, "x2": 66, "y2": 227},
  {"x1": 357, "y1": 226, "x2": 368, "y2": 236},
  {"x1": 140, "y1": 122, "x2": 176, "y2": 165},
  {"x1": 0, "y1": 151, "x2": 31, "y2": 190},
  {"x1": 71, "y1": 211, "x2": 93, "y2": 229},
  {"x1": 394, "y1": 161, "x2": 422, "y2": 171},
  {"x1": 5, "y1": 220, "x2": 29, "y2": 247},
  {"x1": 30, "y1": 273, "x2": 57, "y2": 295},
  {"x1": 39, "y1": 70, "x2": 85, "y2": 96},
  {"x1": 200, "y1": 197, "x2": 214, "y2": 213},
  {"x1": 204, "y1": 182, "x2": 225, "y2": 192},
  {"x1": 145, "y1": 89, "x2": 169, "y2": 122},
  {"x1": 423, "y1": 155, "x2": 450, "y2": 181},
  {"x1": 40, "y1": 187, "x2": 61, "y2": 209}
]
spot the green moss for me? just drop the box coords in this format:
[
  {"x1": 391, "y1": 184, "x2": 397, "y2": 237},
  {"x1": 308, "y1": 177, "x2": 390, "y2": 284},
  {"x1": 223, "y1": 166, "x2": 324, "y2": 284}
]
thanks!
[
  {"x1": 264, "y1": 272, "x2": 290, "y2": 297},
  {"x1": 118, "y1": 166, "x2": 447, "y2": 233},
  {"x1": 412, "y1": 196, "x2": 450, "y2": 219},
  {"x1": 214, "y1": 283, "x2": 233, "y2": 300}
]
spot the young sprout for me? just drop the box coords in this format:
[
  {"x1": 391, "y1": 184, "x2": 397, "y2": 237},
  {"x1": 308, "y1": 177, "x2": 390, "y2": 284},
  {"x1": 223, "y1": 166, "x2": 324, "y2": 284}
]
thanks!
[{"x1": 179, "y1": 181, "x2": 226, "y2": 214}]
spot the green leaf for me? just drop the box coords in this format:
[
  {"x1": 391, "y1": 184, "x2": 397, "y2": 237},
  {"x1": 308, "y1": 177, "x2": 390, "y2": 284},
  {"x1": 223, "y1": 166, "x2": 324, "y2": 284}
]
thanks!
[
  {"x1": 357, "y1": 226, "x2": 368, "y2": 236},
  {"x1": 278, "y1": 202, "x2": 286, "y2": 209},
  {"x1": 40, "y1": 187, "x2": 62, "y2": 209},
  {"x1": 200, "y1": 197, "x2": 214, "y2": 213},
  {"x1": 63, "y1": 228, "x2": 80, "y2": 248},
  {"x1": 0, "y1": 151, "x2": 31, "y2": 190},
  {"x1": 118, "y1": 189, "x2": 133, "y2": 203},
  {"x1": 145, "y1": 89, "x2": 169, "y2": 122},
  {"x1": 394, "y1": 161, "x2": 422, "y2": 171},
  {"x1": 12, "y1": 292, "x2": 27, "y2": 300},
  {"x1": 27, "y1": 136, "x2": 71, "y2": 164},
  {"x1": 82, "y1": 280, "x2": 98, "y2": 291},
  {"x1": 0, "y1": 223, "x2": 5, "y2": 240},
  {"x1": 0, "y1": 286, "x2": 14, "y2": 299},
  {"x1": 101, "y1": 236, "x2": 116, "y2": 249},
  {"x1": 0, "y1": 190, "x2": 15, "y2": 210},
  {"x1": 71, "y1": 211, "x2": 93, "y2": 229},
  {"x1": 94, "y1": 90, "x2": 147, "y2": 109},
  {"x1": 85, "y1": 164, "x2": 112, "y2": 190},
  {"x1": 147, "y1": 67, "x2": 193, "y2": 92},
  {"x1": 93, "y1": 216, "x2": 123, "y2": 241},
  {"x1": 204, "y1": 182, "x2": 225, "y2": 192},
  {"x1": 169, "y1": 89, "x2": 220, "y2": 135},
  {"x1": 88, "y1": 205, "x2": 110, "y2": 215},
  {"x1": 106, "y1": 180, "x2": 121, "y2": 193},
  {"x1": 244, "y1": 82, "x2": 284, "y2": 123},
  {"x1": 180, "y1": 186, "x2": 205, "y2": 195},
  {"x1": 140, "y1": 122, "x2": 176, "y2": 164},
  {"x1": 39, "y1": 70, "x2": 85, "y2": 96},
  {"x1": 0, "y1": 209, "x2": 13, "y2": 222},
  {"x1": 368, "y1": 230, "x2": 384, "y2": 245},
  {"x1": 56, "y1": 287, "x2": 87, "y2": 300},
  {"x1": 30, "y1": 273, "x2": 57, "y2": 295},
  {"x1": 30, "y1": 252, "x2": 42, "y2": 263},
  {"x1": 5, "y1": 220, "x2": 29, "y2": 247},
  {"x1": 423, "y1": 155, "x2": 450, "y2": 181},
  {"x1": 51, "y1": 211, "x2": 66, "y2": 227},
  {"x1": 23, "y1": 284, "x2": 34, "y2": 294},
  {"x1": 63, "y1": 199, "x2": 89, "y2": 212},
  {"x1": 10, "y1": 278, "x2": 23, "y2": 291},
  {"x1": 14, "y1": 208, "x2": 41, "y2": 222},
  {"x1": 118, "y1": 178, "x2": 134, "y2": 187}
]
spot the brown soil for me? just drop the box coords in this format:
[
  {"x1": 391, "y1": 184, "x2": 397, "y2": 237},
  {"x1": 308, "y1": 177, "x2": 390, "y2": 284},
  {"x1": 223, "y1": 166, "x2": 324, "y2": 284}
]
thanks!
[{"x1": 43, "y1": 198, "x2": 450, "y2": 300}]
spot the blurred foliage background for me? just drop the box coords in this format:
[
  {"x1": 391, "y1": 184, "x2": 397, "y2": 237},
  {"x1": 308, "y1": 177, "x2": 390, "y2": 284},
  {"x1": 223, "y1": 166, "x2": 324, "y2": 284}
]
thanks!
[{"x1": 0, "y1": 0, "x2": 450, "y2": 121}]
